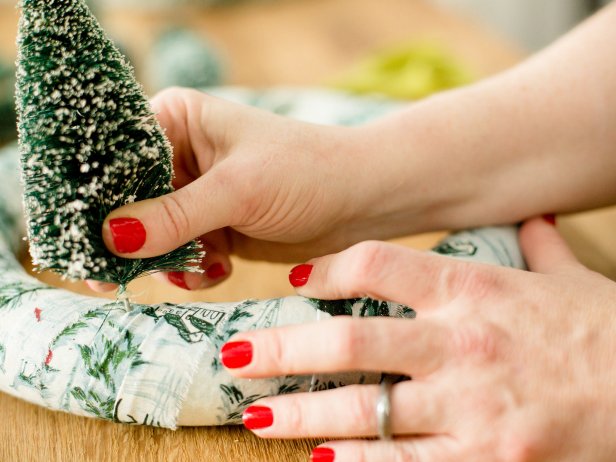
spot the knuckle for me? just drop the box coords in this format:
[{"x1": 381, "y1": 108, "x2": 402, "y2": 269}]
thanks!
[
  {"x1": 439, "y1": 263, "x2": 498, "y2": 300},
  {"x1": 284, "y1": 397, "x2": 309, "y2": 435},
  {"x1": 346, "y1": 385, "x2": 377, "y2": 434},
  {"x1": 449, "y1": 321, "x2": 503, "y2": 363},
  {"x1": 343, "y1": 241, "x2": 391, "y2": 296},
  {"x1": 395, "y1": 445, "x2": 420, "y2": 462},
  {"x1": 159, "y1": 194, "x2": 191, "y2": 244},
  {"x1": 329, "y1": 318, "x2": 366, "y2": 367},
  {"x1": 353, "y1": 446, "x2": 369, "y2": 462},
  {"x1": 499, "y1": 432, "x2": 541, "y2": 462},
  {"x1": 263, "y1": 328, "x2": 290, "y2": 373}
]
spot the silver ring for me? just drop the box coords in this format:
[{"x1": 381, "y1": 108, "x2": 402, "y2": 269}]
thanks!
[{"x1": 376, "y1": 375, "x2": 394, "y2": 440}]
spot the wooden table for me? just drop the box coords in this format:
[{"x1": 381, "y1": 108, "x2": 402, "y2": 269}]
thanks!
[{"x1": 0, "y1": 0, "x2": 614, "y2": 461}]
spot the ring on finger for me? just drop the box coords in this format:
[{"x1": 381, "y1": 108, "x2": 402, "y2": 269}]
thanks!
[{"x1": 376, "y1": 375, "x2": 395, "y2": 440}]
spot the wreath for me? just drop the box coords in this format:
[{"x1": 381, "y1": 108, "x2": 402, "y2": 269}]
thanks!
[{"x1": 0, "y1": 144, "x2": 524, "y2": 428}]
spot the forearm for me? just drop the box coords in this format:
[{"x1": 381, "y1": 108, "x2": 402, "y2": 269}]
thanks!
[{"x1": 352, "y1": 3, "x2": 616, "y2": 233}]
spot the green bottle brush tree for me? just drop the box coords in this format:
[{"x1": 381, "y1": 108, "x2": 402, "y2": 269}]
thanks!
[{"x1": 16, "y1": 0, "x2": 203, "y2": 288}]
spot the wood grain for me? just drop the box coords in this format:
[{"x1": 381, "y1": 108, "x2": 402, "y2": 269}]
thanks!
[{"x1": 0, "y1": 1, "x2": 614, "y2": 461}]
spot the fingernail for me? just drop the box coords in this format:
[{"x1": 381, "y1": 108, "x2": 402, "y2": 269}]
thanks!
[
  {"x1": 243, "y1": 405, "x2": 273, "y2": 430},
  {"x1": 207, "y1": 262, "x2": 227, "y2": 280},
  {"x1": 542, "y1": 214, "x2": 556, "y2": 225},
  {"x1": 289, "y1": 264, "x2": 313, "y2": 287},
  {"x1": 168, "y1": 272, "x2": 190, "y2": 290},
  {"x1": 220, "y1": 341, "x2": 253, "y2": 369},
  {"x1": 310, "y1": 447, "x2": 335, "y2": 462},
  {"x1": 108, "y1": 218, "x2": 146, "y2": 253}
]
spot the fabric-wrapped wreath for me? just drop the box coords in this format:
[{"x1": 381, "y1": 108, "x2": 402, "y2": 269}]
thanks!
[{"x1": 0, "y1": 141, "x2": 524, "y2": 428}]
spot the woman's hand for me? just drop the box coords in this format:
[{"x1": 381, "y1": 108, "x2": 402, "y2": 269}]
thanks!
[
  {"x1": 89, "y1": 4, "x2": 616, "y2": 293},
  {"x1": 221, "y1": 217, "x2": 616, "y2": 461},
  {"x1": 89, "y1": 87, "x2": 411, "y2": 292}
]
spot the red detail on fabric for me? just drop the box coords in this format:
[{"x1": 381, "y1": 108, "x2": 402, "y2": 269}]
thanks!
[
  {"x1": 34, "y1": 307, "x2": 42, "y2": 322},
  {"x1": 45, "y1": 349, "x2": 53, "y2": 366}
]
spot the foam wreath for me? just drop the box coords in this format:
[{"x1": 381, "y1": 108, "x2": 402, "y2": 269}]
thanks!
[{"x1": 0, "y1": 137, "x2": 524, "y2": 428}]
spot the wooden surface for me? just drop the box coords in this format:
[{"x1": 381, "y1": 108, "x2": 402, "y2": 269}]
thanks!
[{"x1": 0, "y1": 1, "x2": 614, "y2": 461}]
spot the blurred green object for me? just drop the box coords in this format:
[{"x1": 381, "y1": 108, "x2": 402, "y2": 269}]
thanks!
[
  {"x1": 0, "y1": 60, "x2": 16, "y2": 144},
  {"x1": 331, "y1": 43, "x2": 472, "y2": 100},
  {"x1": 147, "y1": 28, "x2": 224, "y2": 91}
]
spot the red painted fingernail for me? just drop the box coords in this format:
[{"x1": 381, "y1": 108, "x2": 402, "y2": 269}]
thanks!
[
  {"x1": 310, "y1": 447, "x2": 335, "y2": 462},
  {"x1": 243, "y1": 405, "x2": 273, "y2": 430},
  {"x1": 542, "y1": 214, "x2": 556, "y2": 225},
  {"x1": 220, "y1": 341, "x2": 253, "y2": 369},
  {"x1": 168, "y1": 272, "x2": 190, "y2": 290},
  {"x1": 109, "y1": 218, "x2": 146, "y2": 253},
  {"x1": 289, "y1": 264, "x2": 313, "y2": 287},
  {"x1": 207, "y1": 262, "x2": 227, "y2": 279}
]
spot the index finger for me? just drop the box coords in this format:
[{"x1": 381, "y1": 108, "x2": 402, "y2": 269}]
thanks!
[
  {"x1": 292, "y1": 241, "x2": 508, "y2": 311},
  {"x1": 220, "y1": 316, "x2": 448, "y2": 379}
]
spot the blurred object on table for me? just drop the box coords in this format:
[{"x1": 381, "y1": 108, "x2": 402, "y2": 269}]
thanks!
[
  {"x1": 331, "y1": 42, "x2": 471, "y2": 100},
  {"x1": 147, "y1": 27, "x2": 224, "y2": 92},
  {"x1": 0, "y1": 59, "x2": 16, "y2": 145},
  {"x1": 429, "y1": 0, "x2": 611, "y2": 51}
]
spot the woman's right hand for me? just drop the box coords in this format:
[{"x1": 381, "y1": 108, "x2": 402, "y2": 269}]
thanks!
[
  {"x1": 90, "y1": 0, "x2": 616, "y2": 295},
  {"x1": 88, "y1": 87, "x2": 398, "y2": 292}
]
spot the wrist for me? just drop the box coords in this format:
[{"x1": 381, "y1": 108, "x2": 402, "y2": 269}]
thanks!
[
  {"x1": 348, "y1": 75, "x2": 556, "y2": 235},
  {"x1": 346, "y1": 94, "x2": 482, "y2": 237}
]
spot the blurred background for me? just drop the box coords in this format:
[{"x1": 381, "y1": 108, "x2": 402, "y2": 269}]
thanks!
[
  {"x1": 1, "y1": 0, "x2": 612, "y2": 142},
  {"x1": 432, "y1": 0, "x2": 611, "y2": 50},
  {"x1": 0, "y1": 0, "x2": 607, "y2": 146}
]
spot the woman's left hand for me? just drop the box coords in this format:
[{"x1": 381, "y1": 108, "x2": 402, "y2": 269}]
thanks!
[{"x1": 220, "y1": 217, "x2": 616, "y2": 461}]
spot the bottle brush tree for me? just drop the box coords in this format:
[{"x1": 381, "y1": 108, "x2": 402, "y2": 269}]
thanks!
[{"x1": 16, "y1": 0, "x2": 203, "y2": 288}]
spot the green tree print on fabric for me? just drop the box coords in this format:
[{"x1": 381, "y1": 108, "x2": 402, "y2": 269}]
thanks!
[
  {"x1": 359, "y1": 298, "x2": 391, "y2": 317},
  {"x1": 308, "y1": 298, "x2": 357, "y2": 316},
  {"x1": 307, "y1": 297, "x2": 416, "y2": 319},
  {"x1": 432, "y1": 239, "x2": 478, "y2": 257},
  {"x1": 219, "y1": 379, "x2": 301, "y2": 424},
  {"x1": 143, "y1": 303, "x2": 231, "y2": 344},
  {"x1": 0, "y1": 282, "x2": 45, "y2": 311},
  {"x1": 0, "y1": 343, "x2": 6, "y2": 373},
  {"x1": 70, "y1": 320, "x2": 148, "y2": 420}
]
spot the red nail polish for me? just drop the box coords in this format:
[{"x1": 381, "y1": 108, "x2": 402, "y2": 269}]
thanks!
[
  {"x1": 109, "y1": 218, "x2": 146, "y2": 253},
  {"x1": 243, "y1": 405, "x2": 273, "y2": 430},
  {"x1": 220, "y1": 341, "x2": 253, "y2": 369},
  {"x1": 310, "y1": 447, "x2": 335, "y2": 462},
  {"x1": 168, "y1": 272, "x2": 190, "y2": 290},
  {"x1": 289, "y1": 264, "x2": 313, "y2": 287},
  {"x1": 207, "y1": 262, "x2": 226, "y2": 279},
  {"x1": 542, "y1": 214, "x2": 556, "y2": 225}
]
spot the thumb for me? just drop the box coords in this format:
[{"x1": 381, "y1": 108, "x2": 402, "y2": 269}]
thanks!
[
  {"x1": 102, "y1": 171, "x2": 237, "y2": 258},
  {"x1": 518, "y1": 215, "x2": 580, "y2": 274}
]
